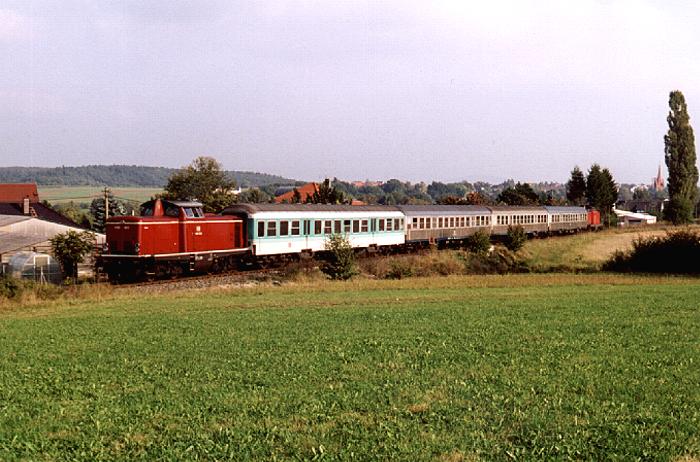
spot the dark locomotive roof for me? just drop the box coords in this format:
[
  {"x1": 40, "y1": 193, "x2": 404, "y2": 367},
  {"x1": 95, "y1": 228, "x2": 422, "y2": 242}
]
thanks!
[{"x1": 222, "y1": 203, "x2": 402, "y2": 214}]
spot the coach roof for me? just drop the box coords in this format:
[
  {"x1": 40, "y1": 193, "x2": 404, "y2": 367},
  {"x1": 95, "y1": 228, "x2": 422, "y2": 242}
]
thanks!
[
  {"x1": 222, "y1": 203, "x2": 402, "y2": 214},
  {"x1": 396, "y1": 205, "x2": 492, "y2": 215}
]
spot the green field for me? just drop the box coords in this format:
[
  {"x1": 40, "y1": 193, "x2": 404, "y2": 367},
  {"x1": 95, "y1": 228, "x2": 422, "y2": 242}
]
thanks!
[
  {"x1": 38, "y1": 186, "x2": 162, "y2": 207},
  {"x1": 1, "y1": 275, "x2": 699, "y2": 460}
]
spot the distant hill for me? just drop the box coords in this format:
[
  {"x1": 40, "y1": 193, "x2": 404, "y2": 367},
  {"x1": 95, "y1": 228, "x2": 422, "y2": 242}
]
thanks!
[{"x1": 0, "y1": 165, "x2": 301, "y2": 188}]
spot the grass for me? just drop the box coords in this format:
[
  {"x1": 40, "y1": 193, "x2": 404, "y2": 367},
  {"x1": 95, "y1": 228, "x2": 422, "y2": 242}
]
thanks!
[
  {"x1": 522, "y1": 225, "x2": 696, "y2": 271},
  {"x1": 1, "y1": 274, "x2": 699, "y2": 460},
  {"x1": 38, "y1": 186, "x2": 162, "y2": 207}
]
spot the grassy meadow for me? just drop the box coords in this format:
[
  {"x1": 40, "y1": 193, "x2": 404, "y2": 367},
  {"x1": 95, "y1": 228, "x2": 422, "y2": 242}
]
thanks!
[
  {"x1": 38, "y1": 186, "x2": 162, "y2": 208},
  {"x1": 521, "y1": 225, "x2": 695, "y2": 271},
  {"x1": 1, "y1": 275, "x2": 699, "y2": 460}
]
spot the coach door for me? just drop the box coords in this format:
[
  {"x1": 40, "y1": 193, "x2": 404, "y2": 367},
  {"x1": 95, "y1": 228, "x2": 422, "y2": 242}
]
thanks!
[{"x1": 304, "y1": 219, "x2": 311, "y2": 250}]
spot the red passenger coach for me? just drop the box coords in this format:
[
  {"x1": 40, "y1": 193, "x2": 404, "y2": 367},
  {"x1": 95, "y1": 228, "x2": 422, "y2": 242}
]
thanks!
[{"x1": 99, "y1": 199, "x2": 248, "y2": 282}]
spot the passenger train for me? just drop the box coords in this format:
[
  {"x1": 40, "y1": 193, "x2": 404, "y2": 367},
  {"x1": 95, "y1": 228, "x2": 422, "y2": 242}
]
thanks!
[{"x1": 98, "y1": 199, "x2": 601, "y2": 281}]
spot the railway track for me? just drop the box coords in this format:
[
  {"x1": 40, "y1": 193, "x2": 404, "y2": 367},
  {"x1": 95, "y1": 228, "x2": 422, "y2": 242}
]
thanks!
[{"x1": 103, "y1": 267, "x2": 287, "y2": 292}]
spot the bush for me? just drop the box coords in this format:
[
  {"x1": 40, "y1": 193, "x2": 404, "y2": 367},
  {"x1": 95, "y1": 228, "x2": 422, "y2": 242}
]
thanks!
[
  {"x1": 320, "y1": 234, "x2": 358, "y2": 280},
  {"x1": 466, "y1": 230, "x2": 491, "y2": 254},
  {"x1": 50, "y1": 230, "x2": 96, "y2": 280},
  {"x1": 603, "y1": 229, "x2": 700, "y2": 273},
  {"x1": 0, "y1": 275, "x2": 25, "y2": 299},
  {"x1": 505, "y1": 225, "x2": 527, "y2": 251},
  {"x1": 664, "y1": 197, "x2": 695, "y2": 225},
  {"x1": 359, "y1": 248, "x2": 527, "y2": 279}
]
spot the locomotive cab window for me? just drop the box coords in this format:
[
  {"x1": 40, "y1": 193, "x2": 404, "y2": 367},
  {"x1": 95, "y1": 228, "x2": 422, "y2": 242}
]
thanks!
[{"x1": 165, "y1": 204, "x2": 180, "y2": 217}]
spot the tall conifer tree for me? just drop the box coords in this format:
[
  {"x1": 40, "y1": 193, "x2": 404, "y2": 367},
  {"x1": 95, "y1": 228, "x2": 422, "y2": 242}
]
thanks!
[
  {"x1": 664, "y1": 90, "x2": 698, "y2": 224},
  {"x1": 566, "y1": 166, "x2": 587, "y2": 206}
]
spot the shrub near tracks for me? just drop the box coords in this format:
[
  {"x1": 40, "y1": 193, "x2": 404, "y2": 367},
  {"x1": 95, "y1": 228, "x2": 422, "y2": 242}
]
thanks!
[
  {"x1": 605, "y1": 229, "x2": 700, "y2": 273},
  {"x1": 1, "y1": 275, "x2": 699, "y2": 460}
]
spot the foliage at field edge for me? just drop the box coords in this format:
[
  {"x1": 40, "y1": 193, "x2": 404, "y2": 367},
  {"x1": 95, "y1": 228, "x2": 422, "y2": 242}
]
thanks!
[{"x1": 604, "y1": 229, "x2": 700, "y2": 273}]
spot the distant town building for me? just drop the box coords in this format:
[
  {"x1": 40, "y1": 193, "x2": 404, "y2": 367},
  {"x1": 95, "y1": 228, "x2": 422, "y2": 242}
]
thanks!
[
  {"x1": 350, "y1": 180, "x2": 383, "y2": 188},
  {"x1": 613, "y1": 207, "x2": 658, "y2": 226},
  {"x1": 274, "y1": 183, "x2": 319, "y2": 203},
  {"x1": 651, "y1": 165, "x2": 665, "y2": 191}
]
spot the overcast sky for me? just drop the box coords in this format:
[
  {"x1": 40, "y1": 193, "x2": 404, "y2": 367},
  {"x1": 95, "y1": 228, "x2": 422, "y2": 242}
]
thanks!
[{"x1": 2, "y1": 1, "x2": 699, "y2": 183}]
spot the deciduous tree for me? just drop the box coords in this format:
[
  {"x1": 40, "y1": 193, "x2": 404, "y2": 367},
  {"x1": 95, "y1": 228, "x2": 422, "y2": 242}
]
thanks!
[
  {"x1": 50, "y1": 230, "x2": 95, "y2": 280},
  {"x1": 164, "y1": 157, "x2": 237, "y2": 212}
]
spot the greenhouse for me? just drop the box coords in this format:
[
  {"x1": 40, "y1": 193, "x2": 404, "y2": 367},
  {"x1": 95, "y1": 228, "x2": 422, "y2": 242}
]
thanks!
[{"x1": 7, "y1": 251, "x2": 62, "y2": 284}]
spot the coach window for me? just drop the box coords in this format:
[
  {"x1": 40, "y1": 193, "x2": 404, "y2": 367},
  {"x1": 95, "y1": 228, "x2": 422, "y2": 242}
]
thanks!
[
  {"x1": 258, "y1": 221, "x2": 265, "y2": 237},
  {"x1": 361, "y1": 219, "x2": 368, "y2": 233},
  {"x1": 324, "y1": 220, "x2": 332, "y2": 234},
  {"x1": 343, "y1": 220, "x2": 351, "y2": 233},
  {"x1": 314, "y1": 220, "x2": 322, "y2": 235},
  {"x1": 334, "y1": 220, "x2": 341, "y2": 234},
  {"x1": 291, "y1": 220, "x2": 300, "y2": 236},
  {"x1": 267, "y1": 221, "x2": 277, "y2": 237},
  {"x1": 378, "y1": 219, "x2": 385, "y2": 231},
  {"x1": 280, "y1": 221, "x2": 289, "y2": 236},
  {"x1": 385, "y1": 218, "x2": 393, "y2": 231},
  {"x1": 353, "y1": 220, "x2": 360, "y2": 233}
]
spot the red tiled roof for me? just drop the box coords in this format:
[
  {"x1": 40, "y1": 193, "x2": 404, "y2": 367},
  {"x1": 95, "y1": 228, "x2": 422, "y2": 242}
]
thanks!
[
  {"x1": 274, "y1": 183, "x2": 319, "y2": 203},
  {"x1": 0, "y1": 183, "x2": 39, "y2": 202}
]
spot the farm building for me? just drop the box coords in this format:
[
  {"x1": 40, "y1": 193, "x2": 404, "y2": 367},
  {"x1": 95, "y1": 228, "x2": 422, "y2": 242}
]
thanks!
[
  {"x1": 613, "y1": 208, "x2": 658, "y2": 226},
  {"x1": 0, "y1": 183, "x2": 104, "y2": 276}
]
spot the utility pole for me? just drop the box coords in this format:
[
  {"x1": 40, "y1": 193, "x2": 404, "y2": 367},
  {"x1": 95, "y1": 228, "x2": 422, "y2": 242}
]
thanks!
[{"x1": 103, "y1": 187, "x2": 110, "y2": 230}]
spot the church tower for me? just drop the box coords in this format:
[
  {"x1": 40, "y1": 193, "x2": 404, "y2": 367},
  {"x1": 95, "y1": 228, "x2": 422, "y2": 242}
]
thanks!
[{"x1": 651, "y1": 165, "x2": 664, "y2": 191}]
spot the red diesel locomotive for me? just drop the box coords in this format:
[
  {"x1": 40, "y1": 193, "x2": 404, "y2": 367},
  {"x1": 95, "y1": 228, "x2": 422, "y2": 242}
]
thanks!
[{"x1": 99, "y1": 199, "x2": 248, "y2": 281}]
